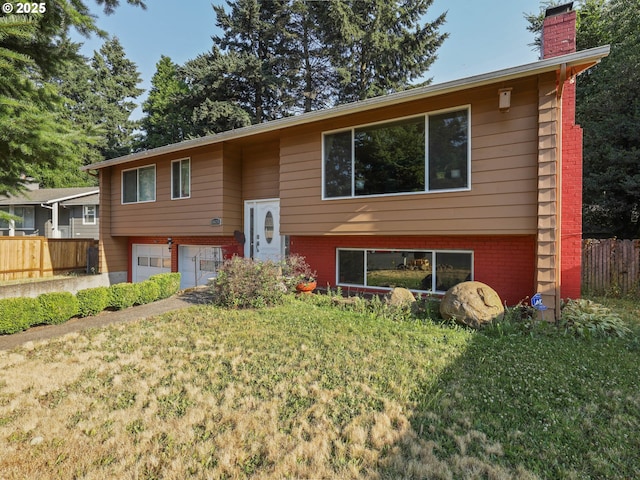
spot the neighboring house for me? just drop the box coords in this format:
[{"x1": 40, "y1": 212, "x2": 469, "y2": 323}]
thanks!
[
  {"x1": 82, "y1": 4, "x2": 608, "y2": 318},
  {"x1": 0, "y1": 186, "x2": 99, "y2": 239}
]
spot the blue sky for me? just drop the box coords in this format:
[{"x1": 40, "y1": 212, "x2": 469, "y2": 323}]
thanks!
[{"x1": 75, "y1": 0, "x2": 545, "y2": 117}]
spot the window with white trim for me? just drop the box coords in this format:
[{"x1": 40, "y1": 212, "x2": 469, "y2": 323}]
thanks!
[
  {"x1": 337, "y1": 248, "x2": 473, "y2": 293},
  {"x1": 0, "y1": 206, "x2": 35, "y2": 229},
  {"x1": 171, "y1": 158, "x2": 190, "y2": 199},
  {"x1": 122, "y1": 165, "x2": 156, "y2": 204},
  {"x1": 82, "y1": 205, "x2": 96, "y2": 225},
  {"x1": 323, "y1": 107, "x2": 470, "y2": 198}
]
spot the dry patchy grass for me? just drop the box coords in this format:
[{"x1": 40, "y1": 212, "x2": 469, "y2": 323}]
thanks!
[{"x1": 0, "y1": 296, "x2": 638, "y2": 479}]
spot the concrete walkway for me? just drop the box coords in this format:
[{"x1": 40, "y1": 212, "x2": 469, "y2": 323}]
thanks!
[{"x1": 0, "y1": 289, "x2": 211, "y2": 351}]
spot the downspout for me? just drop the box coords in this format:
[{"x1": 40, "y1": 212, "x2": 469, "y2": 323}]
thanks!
[{"x1": 556, "y1": 67, "x2": 566, "y2": 319}]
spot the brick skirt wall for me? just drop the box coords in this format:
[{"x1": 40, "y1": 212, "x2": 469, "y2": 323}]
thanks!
[{"x1": 290, "y1": 235, "x2": 536, "y2": 306}]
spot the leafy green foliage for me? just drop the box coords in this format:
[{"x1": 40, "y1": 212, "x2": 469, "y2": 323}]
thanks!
[
  {"x1": 0, "y1": 297, "x2": 41, "y2": 333},
  {"x1": 37, "y1": 291, "x2": 79, "y2": 325},
  {"x1": 212, "y1": 256, "x2": 286, "y2": 308},
  {"x1": 76, "y1": 286, "x2": 111, "y2": 317},
  {"x1": 560, "y1": 298, "x2": 631, "y2": 338},
  {"x1": 148, "y1": 273, "x2": 181, "y2": 299},
  {"x1": 135, "y1": 280, "x2": 160, "y2": 305},
  {"x1": 151, "y1": 0, "x2": 447, "y2": 139},
  {"x1": 526, "y1": 0, "x2": 640, "y2": 237},
  {"x1": 137, "y1": 56, "x2": 190, "y2": 150},
  {"x1": 0, "y1": 1, "x2": 146, "y2": 193},
  {"x1": 108, "y1": 283, "x2": 139, "y2": 310}
]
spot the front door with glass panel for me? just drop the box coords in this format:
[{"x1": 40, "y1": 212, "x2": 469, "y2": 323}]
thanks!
[{"x1": 244, "y1": 199, "x2": 283, "y2": 261}]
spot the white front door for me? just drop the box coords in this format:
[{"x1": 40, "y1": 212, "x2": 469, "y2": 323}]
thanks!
[{"x1": 244, "y1": 199, "x2": 283, "y2": 262}]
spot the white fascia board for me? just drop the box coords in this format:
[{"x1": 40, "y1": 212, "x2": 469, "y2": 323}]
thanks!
[
  {"x1": 44, "y1": 190, "x2": 100, "y2": 204},
  {"x1": 82, "y1": 45, "x2": 610, "y2": 172}
]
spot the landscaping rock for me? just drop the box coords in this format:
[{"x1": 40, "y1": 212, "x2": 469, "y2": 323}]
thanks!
[
  {"x1": 387, "y1": 287, "x2": 416, "y2": 307},
  {"x1": 440, "y1": 281, "x2": 504, "y2": 329}
]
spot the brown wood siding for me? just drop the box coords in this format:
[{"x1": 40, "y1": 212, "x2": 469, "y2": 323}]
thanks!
[
  {"x1": 242, "y1": 139, "x2": 280, "y2": 200},
  {"x1": 99, "y1": 168, "x2": 128, "y2": 273},
  {"x1": 279, "y1": 78, "x2": 540, "y2": 236},
  {"x1": 109, "y1": 144, "x2": 239, "y2": 236}
]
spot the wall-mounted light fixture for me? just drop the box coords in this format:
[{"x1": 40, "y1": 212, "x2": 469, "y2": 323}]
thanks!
[
  {"x1": 498, "y1": 87, "x2": 512, "y2": 112},
  {"x1": 167, "y1": 237, "x2": 173, "y2": 250}
]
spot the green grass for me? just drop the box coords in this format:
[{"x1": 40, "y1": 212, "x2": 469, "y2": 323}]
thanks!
[{"x1": 0, "y1": 294, "x2": 638, "y2": 479}]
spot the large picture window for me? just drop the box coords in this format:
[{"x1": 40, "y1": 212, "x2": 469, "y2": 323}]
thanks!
[
  {"x1": 122, "y1": 165, "x2": 156, "y2": 204},
  {"x1": 337, "y1": 249, "x2": 473, "y2": 293},
  {"x1": 171, "y1": 158, "x2": 190, "y2": 199},
  {"x1": 323, "y1": 107, "x2": 470, "y2": 198}
]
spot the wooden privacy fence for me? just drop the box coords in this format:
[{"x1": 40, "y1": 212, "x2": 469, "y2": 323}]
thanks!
[
  {"x1": 0, "y1": 237, "x2": 98, "y2": 281},
  {"x1": 582, "y1": 238, "x2": 640, "y2": 295}
]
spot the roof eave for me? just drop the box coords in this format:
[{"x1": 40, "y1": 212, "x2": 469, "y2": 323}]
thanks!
[{"x1": 82, "y1": 45, "x2": 610, "y2": 172}]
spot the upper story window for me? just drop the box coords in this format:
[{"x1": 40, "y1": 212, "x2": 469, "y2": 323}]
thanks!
[
  {"x1": 323, "y1": 106, "x2": 470, "y2": 199},
  {"x1": 122, "y1": 165, "x2": 156, "y2": 204},
  {"x1": 83, "y1": 205, "x2": 96, "y2": 225},
  {"x1": 171, "y1": 158, "x2": 191, "y2": 200}
]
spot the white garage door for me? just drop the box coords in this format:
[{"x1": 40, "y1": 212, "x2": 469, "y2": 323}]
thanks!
[
  {"x1": 179, "y1": 245, "x2": 223, "y2": 289},
  {"x1": 133, "y1": 244, "x2": 171, "y2": 283}
]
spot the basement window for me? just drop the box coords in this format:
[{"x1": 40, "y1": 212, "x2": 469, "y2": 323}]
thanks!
[{"x1": 336, "y1": 248, "x2": 473, "y2": 293}]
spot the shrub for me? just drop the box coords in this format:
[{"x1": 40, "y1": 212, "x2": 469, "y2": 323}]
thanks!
[
  {"x1": 280, "y1": 254, "x2": 316, "y2": 291},
  {"x1": 149, "y1": 273, "x2": 181, "y2": 299},
  {"x1": 76, "y1": 287, "x2": 110, "y2": 317},
  {"x1": 560, "y1": 298, "x2": 632, "y2": 338},
  {"x1": 38, "y1": 292, "x2": 79, "y2": 325},
  {"x1": 108, "y1": 283, "x2": 139, "y2": 310},
  {"x1": 0, "y1": 297, "x2": 42, "y2": 334},
  {"x1": 136, "y1": 280, "x2": 161, "y2": 305},
  {"x1": 212, "y1": 256, "x2": 286, "y2": 308}
]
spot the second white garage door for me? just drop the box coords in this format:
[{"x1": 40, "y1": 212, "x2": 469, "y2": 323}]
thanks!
[{"x1": 178, "y1": 245, "x2": 223, "y2": 289}]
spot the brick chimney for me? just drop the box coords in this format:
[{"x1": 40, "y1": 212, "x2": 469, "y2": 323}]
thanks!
[
  {"x1": 542, "y1": 3, "x2": 576, "y2": 59},
  {"x1": 543, "y1": 2, "x2": 583, "y2": 300}
]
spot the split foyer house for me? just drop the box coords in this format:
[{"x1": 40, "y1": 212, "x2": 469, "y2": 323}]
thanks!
[{"x1": 83, "y1": 5, "x2": 609, "y2": 318}]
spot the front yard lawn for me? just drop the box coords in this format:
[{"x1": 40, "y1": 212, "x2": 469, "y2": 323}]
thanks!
[{"x1": 0, "y1": 295, "x2": 638, "y2": 479}]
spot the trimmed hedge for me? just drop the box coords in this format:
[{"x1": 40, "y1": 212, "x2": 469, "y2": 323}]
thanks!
[
  {"x1": 37, "y1": 292, "x2": 79, "y2": 325},
  {"x1": 0, "y1": 297, "x2": 42, "y2": 334},
  {"x1": 77, "y1": 287, "x2": 110, "y2": 317},
  {"x1": 136, "y1": 280, "x2": 161, "y2": 305},
  {"x1": 108, "y1": 283, "x2": 139, "y2": 310},
  {"x1": 0, "y1": 274, "x2": 182, "y2": 336},
  {"x1": 148, "y1": 273, "x2": 181, "y2": 299}
]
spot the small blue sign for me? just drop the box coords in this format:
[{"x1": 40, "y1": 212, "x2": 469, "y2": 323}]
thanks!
[{"x1": 531, "y1": 293, "x2": 548, "y2": 311}]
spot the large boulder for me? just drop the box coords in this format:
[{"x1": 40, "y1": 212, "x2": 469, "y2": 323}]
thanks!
[
  {"x1": 386, "y1": 287, "x2": 416, "y2": 307},
  {"x1": 440, "y1": 281, "x2": 504, "y2": 329}
]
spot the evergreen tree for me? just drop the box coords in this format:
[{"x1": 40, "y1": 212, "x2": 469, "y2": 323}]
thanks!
[
  {"x1": 324, "y1": 0, "x2": 447, "y2": 102},
  {"x1": 0, "y1": 15, "x2": 91, "y2": 195},
  {"x1": 89, "y1": 38, "x2": 144, "y2": 159},
  {"x1": 179, "y1": 50, "x2": 252, "y2": 137},
  {"x1": 0, "y1": 0, "x2": 146, "y2": 194},
  {"x1": 527, "y1": 0, "x2": 640, "y2": 238},
  {"x1": 213, "y1": 0, "x2": 295, "y2": 123},
  {"x1": 138, "y1": 56, "x2": 190, "y2": 149}
]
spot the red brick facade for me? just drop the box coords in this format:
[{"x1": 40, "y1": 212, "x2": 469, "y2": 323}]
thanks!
[
  {"x1": 290, "y1": 235, "x2": 536, "y2": 306},
  {"x1": 543, "y1": 7, "x2": 582, "y2": 299}
]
